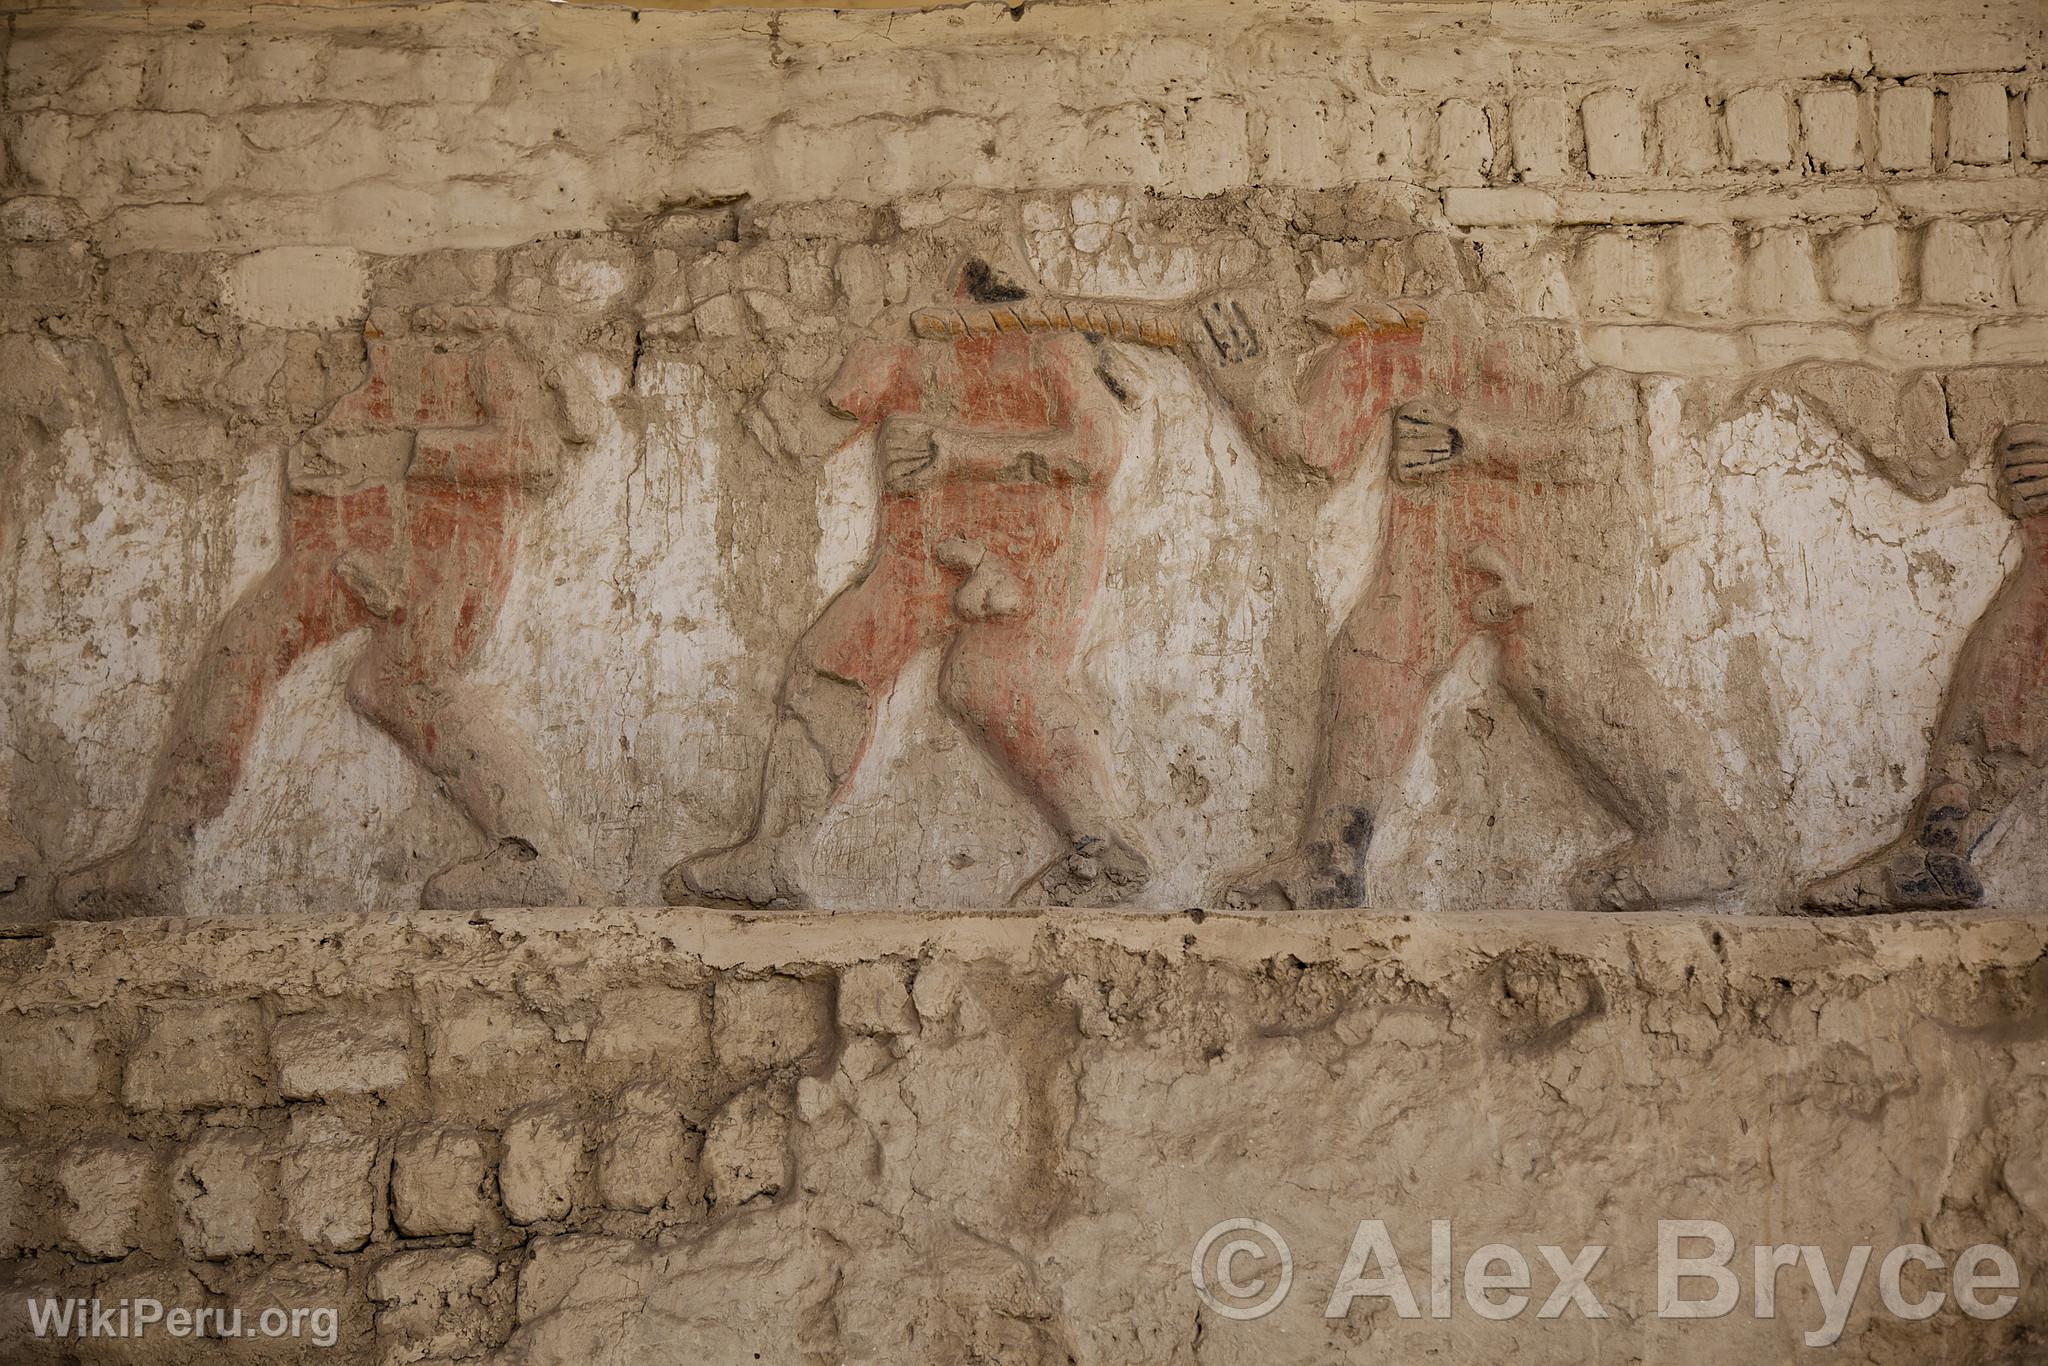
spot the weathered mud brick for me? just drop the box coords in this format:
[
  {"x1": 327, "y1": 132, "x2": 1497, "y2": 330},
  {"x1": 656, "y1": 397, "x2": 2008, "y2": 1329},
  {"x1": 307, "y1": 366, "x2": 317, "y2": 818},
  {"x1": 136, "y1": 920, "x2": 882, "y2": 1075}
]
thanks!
[
  {"x1": 0, "y1": 1011, "x2": 107, "y2": 1110},
  {"x1": 584, "y1": 987, "x2": 713, "y2": 1083},
  {"x1": 1510, "y1": 95, "x2": 1571, "y2": 179},
  {"x1": 172, "y1": 1126, "x2": 277, "y2": 1259},
  {"x1": 281, "y1": 1110, "x2": 381, "y2": 1253},
  {"x1": 1948, "y1": 82, "x2": 2012, "y2": 164},
  {"x1": 369, "y1": 1248, "x2": 507, "y2": 1364},
  {"x1": 0, "y1": 1143, "x2": 28, "y2": 1257},
  {"x1": 1920, "y1": 220, "x2": 2007, "y2": 308},
  {"x1": 702, "y1": 1082, "x2": 793, "y2": 1210},
  {"x1": 1666, "y1": 225, "x2": 1742, "y2": 317},
  {"x1": 55, "y1": 1139, "x2": 154, "y2": 1260},
  {"x1": 836, "y1": 960, "x2": 918, "y2": 1037},
  {"x1": 1432, "y1": 99, "x2": 1493, "y2": 184},
  {"x1": 1799, "y1": 88, "x2": 1863, "y2": 169},
  {"x1": 1654, "y1": 93, "x2": 1722, "y2": 174},
  {"x1": 500, "y1": 1102, "x2": 588, "y2": 1225},
  {"x1": 595, "y1": 1081, "x2": 697, "y2": 1214},
  {"x1": 1743, "y1": 229, "x2": 1826, "y2": 317},
  {"x1": 1573, "y1": 232, "x2": 1664, "y2": 318},
  {"x1": 711, "y1": 976, "x2": 834, "y2": 1076},
  {"x1": 271, "y1": 1002, "x2": 417, "y2": 1099},
  {"x1": 1580, "y1": 89, "x2": 1647, "y2": 177},
  {"x1": 1869, "y1": 311, "x2": 1977, "y2": 366},
  {"x1": 391, "y1": 1125, "x2": 495, "y2": 1237},
  {"x1": 1725, "y1": 87, "x2": 1795, "y2": 167},
  {"x1": 1878, "y1": 85, "x2": 1936, "y2": 168},
  {"x1": 425, "y1": 995, "x2": 576, "y2": 1098},
  {"x1": 1824, "y1": 224, "x2": 1904, "y2": 310},
  {"x1": 123, "y1": 1000, "x2": 270, "y2": 1111},
  {"x1": 2013, "y1": 220, "x2": 2048, "y2": 309}
]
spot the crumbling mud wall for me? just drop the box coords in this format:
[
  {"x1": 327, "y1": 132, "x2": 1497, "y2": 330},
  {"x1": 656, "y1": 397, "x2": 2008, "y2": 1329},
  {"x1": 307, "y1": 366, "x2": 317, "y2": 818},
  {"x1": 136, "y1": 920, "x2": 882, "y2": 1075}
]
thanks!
[
  {"x1": 1, "y1": 0, "x2": 2047, "y2": 918},
  {"x1": 0, "y1": 908, "x2": 2042, "y2": 1364}
]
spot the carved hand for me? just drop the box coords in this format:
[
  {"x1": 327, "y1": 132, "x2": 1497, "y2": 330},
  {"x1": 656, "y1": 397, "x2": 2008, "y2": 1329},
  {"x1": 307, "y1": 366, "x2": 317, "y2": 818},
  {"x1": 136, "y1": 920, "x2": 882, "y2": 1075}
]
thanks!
[
  {"x1": 1996, "y1": 423, "x2": 2048, "y2": 520},
  {"x1": 287, "y1": 428, "x2": 414, "y2": 497},
  {"x1": 879, "y1": 416, "x2": 941, "y2": 492},
  {"x1": 1392, "y1": 394, "x2": 1464, "y2": 482}
]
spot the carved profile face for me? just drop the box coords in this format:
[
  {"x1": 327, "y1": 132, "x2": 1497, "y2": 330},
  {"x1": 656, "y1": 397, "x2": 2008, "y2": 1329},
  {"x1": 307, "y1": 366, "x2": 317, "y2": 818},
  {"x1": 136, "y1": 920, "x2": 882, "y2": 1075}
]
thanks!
[{"x1": 1995, "y1": 423, "x2": 2048, "y2": 522}]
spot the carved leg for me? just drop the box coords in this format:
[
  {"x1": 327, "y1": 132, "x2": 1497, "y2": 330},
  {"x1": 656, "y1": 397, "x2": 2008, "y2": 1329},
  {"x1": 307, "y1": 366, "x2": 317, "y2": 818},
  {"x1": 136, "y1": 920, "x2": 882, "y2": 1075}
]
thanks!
[
  {"x1": 350, "y1": 509, "x2": 599, "y2": 911},
  {"x1": 937, "y1": 626, "x2": 1153, "y2": 908},
  {"x1": 1503, "y1": 645, "x2": 1753, "y2": 911},
  {"x1": 1232, "y1": 660, "x2": 1439, "y2": 912},
  {"x1": 667, "y1": 563, "x2": 930, "y2": 909},
  {"x1": 667, "y1": 667, "x2": 876, "y2": 909},
  {"x1": 58, "y1": 557, "x2": 339, "y2": 919},
  {"x1": 1803, "y1": 552, "x2": 2048, "y2": 912},
  {"x1": 1226, "y1": 565, "x2": 1451, "y2": 911},
  {"x1": 346, "y1": 644, "x2": 597, "y2": 911}
]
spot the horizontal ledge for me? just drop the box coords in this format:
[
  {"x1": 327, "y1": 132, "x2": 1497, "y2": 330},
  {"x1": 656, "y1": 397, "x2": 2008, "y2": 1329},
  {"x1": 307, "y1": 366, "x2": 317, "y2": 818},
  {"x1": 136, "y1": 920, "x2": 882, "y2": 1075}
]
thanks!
[
  {"x1": 3, "y1": 906, "x2": 2045, "y2": 1010},
  {"x1": 1447, "y1": 179, "x2": 2048, "y2": 226}
]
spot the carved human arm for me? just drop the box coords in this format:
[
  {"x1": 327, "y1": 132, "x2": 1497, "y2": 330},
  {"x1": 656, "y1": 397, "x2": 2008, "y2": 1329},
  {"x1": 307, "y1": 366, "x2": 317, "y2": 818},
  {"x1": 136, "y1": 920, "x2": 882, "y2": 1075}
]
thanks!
[
  {"x1": 1748, "y1": 363, "x2": 1960, "y2": 500},
  {"x1": 1386, "y1": 366, "x2": 1630, "y2": 486},
  {"x1": 877, "y1": 333, "x2": 1126, "y2": 491},
  {"x1": 881, "y1": 422, "x2": 1106, "y2": 489},
  {"x1": 910, "y1": 290, "x2": 1339, "y2": 475},
  {"x1": 1390, "y1": 399, "x2": 1582, "y2": 482},
  {"x1": 407, "y1": 337, "x2": 563, "y2": 490}
]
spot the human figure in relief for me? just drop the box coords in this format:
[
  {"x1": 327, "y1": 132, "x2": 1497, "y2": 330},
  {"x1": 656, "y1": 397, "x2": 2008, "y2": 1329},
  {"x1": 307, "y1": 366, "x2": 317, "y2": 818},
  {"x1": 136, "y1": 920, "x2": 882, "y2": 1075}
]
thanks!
[
  {"x1": 1804, "y1": 421, "x2": 2048, "y2": 910},
  {"x1": 668, "y1": 262, "x2": 1153, "y2": 909},
  {"x1": 1212, "y1": 298, "x2": 1756, "y2": 910},
  {"x1": 60, "y1": 305, "x2": 597, "y2": 916}
]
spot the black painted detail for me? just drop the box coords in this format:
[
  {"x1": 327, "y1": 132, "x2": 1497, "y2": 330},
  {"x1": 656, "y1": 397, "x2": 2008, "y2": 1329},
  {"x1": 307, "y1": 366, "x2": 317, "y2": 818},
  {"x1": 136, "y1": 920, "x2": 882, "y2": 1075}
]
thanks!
[{"x1": 964, "y1": 259, "x2": 1030, "y2": 303}]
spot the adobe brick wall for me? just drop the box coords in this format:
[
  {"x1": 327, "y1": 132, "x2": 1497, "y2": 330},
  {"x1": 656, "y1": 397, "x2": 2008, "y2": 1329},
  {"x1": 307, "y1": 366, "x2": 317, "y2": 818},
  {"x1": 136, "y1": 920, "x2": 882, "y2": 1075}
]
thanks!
[{"x1": 1, "y1": 908, "x2": 2045, "y2": 1362}]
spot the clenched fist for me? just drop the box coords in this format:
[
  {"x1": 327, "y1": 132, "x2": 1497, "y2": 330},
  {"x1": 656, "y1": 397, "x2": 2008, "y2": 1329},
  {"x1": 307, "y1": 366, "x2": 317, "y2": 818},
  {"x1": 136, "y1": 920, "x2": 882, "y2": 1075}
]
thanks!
[
  {"x1": 1392, "y1": 394, "x2": 1464, "y2": 482},
  {"x1": 1997, "y1": 423, "x2": 2048, "y2": 521},
  {"x1": 879, "y1": 416, "x2": 940, "y2": 493}
]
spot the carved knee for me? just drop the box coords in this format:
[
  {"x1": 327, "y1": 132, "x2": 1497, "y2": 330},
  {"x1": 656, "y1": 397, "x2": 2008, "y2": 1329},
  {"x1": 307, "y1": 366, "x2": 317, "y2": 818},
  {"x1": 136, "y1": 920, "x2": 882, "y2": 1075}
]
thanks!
[
  {"x1": 937, "y1": 651, "x2": 1008, "y2": 729},
  {"x1": 345, "y1": 651, "x2": 425, "y2": 736}
]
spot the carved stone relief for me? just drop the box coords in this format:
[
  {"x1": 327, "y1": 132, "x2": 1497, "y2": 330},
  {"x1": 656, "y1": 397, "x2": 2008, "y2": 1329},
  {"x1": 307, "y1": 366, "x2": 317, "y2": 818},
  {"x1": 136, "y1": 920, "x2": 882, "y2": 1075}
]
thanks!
[
  {"x1": 3, "y1": 195, "x2": 2043, "y2": 918},
  {"x1": 1218, "y1": 301, "x2": 1758, "y2": 911},
  {"x1": 55, "y1": 307, "x2": 600, "y2": 917},
  {"x1": 668, "y1": 261, "x2": 1155, "y2": 910}
]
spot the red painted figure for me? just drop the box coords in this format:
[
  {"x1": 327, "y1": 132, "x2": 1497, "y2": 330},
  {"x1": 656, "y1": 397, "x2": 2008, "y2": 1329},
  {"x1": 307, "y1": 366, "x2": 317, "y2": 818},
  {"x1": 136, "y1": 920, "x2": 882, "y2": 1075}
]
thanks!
[
  {"x1": 61, "y1": 307, "x2": 595, "y2": 916},
  {"x1": 1231, "y1": 305, "x2": 1753, "y2": 910},
  {"x1": 1806, "y1": 422, "x2": 2048, "y2": 910},
  {"x1": 668, "y1": 306, "x2": 1149, "y2": 908}
]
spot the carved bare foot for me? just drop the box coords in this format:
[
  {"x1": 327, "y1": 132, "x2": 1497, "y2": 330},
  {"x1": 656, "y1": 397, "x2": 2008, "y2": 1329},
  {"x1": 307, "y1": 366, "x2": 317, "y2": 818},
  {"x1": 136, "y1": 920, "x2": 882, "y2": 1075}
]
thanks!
[
  {"x1": 56, "y1": 836, "x2": 187, "y2": 920},
  {"x1": 1222, "y1": 849, "x2": 1311, "y2": 912},
  {"x1": 1015, "y1": 833, "x2": 1153, "y2": 909},
  {"x1": 1567, "y1": 828, "x2": 1744, "y2": 912},
  {"x1": 1222, "y1": 848, "x2": 1342, "y2": 912},
  {"x1": 1801, "y1": 844, "x2": 1985, "y2": 915},
  {"x1": 421, "y1": 838, "x2": 603, "y2": 911},
  {"x1": 664, "y1": 837, "x2": 808, "y2": 910},
  {"x1": 1222, "y1": 808, "x2": 1375, "y2": 911},
  {"x1": 1798, "y1": 854, "x2": 1895, "y2": 914},
  {"x1": 1803, "y1": 785, "x2": 1987, "y2": 914}
]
